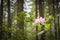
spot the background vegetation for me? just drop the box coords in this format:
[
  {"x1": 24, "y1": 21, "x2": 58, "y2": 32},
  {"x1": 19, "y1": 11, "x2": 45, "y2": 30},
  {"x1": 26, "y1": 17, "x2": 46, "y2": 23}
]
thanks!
[{"x1": 0, "y1": 0, "x2": 60, "y2": 40}]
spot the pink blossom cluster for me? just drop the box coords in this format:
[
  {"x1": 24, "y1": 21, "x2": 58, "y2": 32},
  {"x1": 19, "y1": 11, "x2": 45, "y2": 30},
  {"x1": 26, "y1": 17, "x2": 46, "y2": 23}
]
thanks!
[{"x1": 35, "y1": 17, "x2": 45, "y2": 25}]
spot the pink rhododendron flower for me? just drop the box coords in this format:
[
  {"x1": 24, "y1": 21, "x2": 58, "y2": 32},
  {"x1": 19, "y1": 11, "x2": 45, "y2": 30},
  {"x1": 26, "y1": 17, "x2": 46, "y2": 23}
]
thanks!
[
  {"x1": 39, "y1": 17, "x2": 45, "y2": 24},
  {"x1": 35, "y1": 17, "x2": 40, "y2": 24},
  {"x1": 35, "y1": 17, "x2": 45, "y2": 25}
]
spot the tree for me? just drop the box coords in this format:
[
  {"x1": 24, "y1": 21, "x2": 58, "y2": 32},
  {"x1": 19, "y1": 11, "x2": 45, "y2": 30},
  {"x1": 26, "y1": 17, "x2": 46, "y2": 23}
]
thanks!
[
  {"x1": 7, "y1": 0, "x2": 11, "y2": 39},
  {"x1": 35, "y1": 0, "x2": 39, "y2": 40},
  {"x1": 0, "y1": 0, "x2": 3, "y2": 39},
  {"x1": 39, "y1": 0, "x2": 45, "y2": 40},
  {"x1": 17, "y1": 0, "x2": 25, "y2": 40},
  {"x1": 17, "y1": 0, "x2": 24, "y2": 28}
]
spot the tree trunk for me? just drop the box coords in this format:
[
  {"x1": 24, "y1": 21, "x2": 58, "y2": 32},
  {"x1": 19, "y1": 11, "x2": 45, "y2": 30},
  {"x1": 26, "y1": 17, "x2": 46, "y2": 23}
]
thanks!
[
  {"x1": 17, "y1": 0, "x2": 25, "y2": 40},
  {"x1": 7, "y1": 0, "x2": 11, "y2": 38},
  {"x1": 17, "y1": 0, "x2": 24, "y2": 28},
  {"x1": 35, "y1": 0, "x2": 39, "y2": 40},
  {"x1": 39, "y1": 0, "x2": 44, "y2": 17},
  {"x1": 55, "y1": 0, "x2": 60, "y2": 40},
  {"x1": 0, "y1": 0, "x2": 3, "y2": 39},
  {"x1": 53, "y1": 0, "x2": 58, "y2": 40},
  {"x1": 17, "y1": 0, "x2": 23, "y2": 12},
  {"x1": 39, "y1": 0, "x2": 45, "y2": 40}
]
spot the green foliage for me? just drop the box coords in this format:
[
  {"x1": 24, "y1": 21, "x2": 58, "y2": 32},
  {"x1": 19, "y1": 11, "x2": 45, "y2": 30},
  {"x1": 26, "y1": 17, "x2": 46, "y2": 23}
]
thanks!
[
  {"x1": 44, "y1": 23, "x2": 51, "y2": 30},
  {"x1": 17, "y1": 11, "x2": 26, "y2": 24}
]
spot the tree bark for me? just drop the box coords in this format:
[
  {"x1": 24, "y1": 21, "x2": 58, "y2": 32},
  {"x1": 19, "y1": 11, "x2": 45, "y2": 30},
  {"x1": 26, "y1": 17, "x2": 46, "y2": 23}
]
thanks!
[
  {"x1": 53, "y1": 0, "x2": 58, "y2": 40},
  {"x1": 17, "y1": 0, "x2": 23, "y2": 12},
  {"x1": 39, "y1": 0, "x2": 45, "y2": 40},
  {"x1": 17, "y1": 0, "x2": 24, "y2": 28},
  {"x1": 39, "y1": 0, "x2": 44, "y2": 17},
  {"x1": 35, "y1": 0, "x2": 39, "y2": 40},
  {"x1": 7, "y1": 0, "x2": 11, "y2": 38},
  {"x1": 17, "y1": 0, "x2": 25, "y2": 40},
  {"x1": 0, "y1": 0, "x2": 3, "y2": 39}
]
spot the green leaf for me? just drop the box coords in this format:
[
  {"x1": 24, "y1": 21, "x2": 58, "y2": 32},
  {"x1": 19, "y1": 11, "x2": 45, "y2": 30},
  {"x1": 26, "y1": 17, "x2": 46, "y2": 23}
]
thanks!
[{"x1": 44, "y1": 23, "x2": 50, "y2": 30}]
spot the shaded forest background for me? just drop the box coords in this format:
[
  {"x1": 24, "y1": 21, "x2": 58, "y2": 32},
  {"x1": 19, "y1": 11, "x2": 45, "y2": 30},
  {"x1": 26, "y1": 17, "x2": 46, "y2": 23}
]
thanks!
[{"x1": 0, "y1": 0, "x2": 60, "y2": 40}]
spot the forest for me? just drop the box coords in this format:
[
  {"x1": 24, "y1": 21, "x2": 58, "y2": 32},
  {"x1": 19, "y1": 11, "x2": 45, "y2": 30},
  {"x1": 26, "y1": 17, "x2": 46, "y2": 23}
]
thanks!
[{"x1": 0, "y1": 0, "x2": 60, "y2": 40}]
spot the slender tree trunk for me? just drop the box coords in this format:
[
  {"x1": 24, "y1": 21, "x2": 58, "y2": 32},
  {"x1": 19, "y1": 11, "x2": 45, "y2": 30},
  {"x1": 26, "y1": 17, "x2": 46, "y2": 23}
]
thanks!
[
  {"x1": 58, "y1": 0, "x2": 60, "y2": 39},
  {"x1": 17, "y1": 0, "x2": 23, "y2": 12},
  {"x1": 17, "y1": 0, "x2": 24, "y2": 28},
  {"x1": 17, "y1": 0, "x2": 25, "y2": 40},
  {"x1": 7, "y1": 0, "x2": 11, "y2": 38},
  {"x1": 53, "y1": 0, "x2": 58, "y2": 40},
  {"x1": 35, "y1": 0, "x2": 38, "y2": 40},
  {"x1": 39, "y1": 0, "x2": 44, "y2": 17},
  {"x1": 0, "y1": 0, "x2": 3, "y2": 39},
  {"x1": 39, "y1": 0, "x2": 45, "y2": 40},
  {"x1": 55, "y1": 0, "x2": 60, "y2": 40}
]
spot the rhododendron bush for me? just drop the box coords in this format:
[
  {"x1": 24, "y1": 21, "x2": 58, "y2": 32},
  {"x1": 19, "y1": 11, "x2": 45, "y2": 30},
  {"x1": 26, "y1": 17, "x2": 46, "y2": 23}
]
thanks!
[{"x1": 32, "y1": 15, "x2": 54, "y2": 35}]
